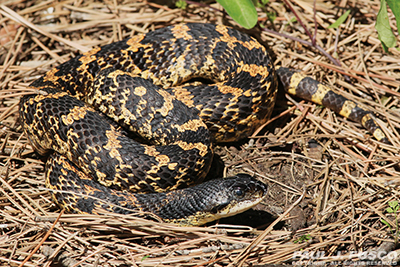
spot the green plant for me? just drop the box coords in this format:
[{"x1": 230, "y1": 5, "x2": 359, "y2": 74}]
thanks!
[
  {"x1": 381, "y1": 200, "x2": 400, "y2": 245},
  {"x1": 175, "y1": 0, "x2": 187, "y2": 9},
  {"x1": 375, "y1": 0, "x2": 400, "y2": 52},
  {"x1": 327, "y1": 10, "x2": 350, "y2": 29},
  {"x1": 216, "y1": 0, "x2": 258, "y2": 29},
  {"x1": 293, "y1": 234, "x2": 312, "y2": 244},
  {"x1": 141, "y1": 255, "x2": 150, "y2": 261}
]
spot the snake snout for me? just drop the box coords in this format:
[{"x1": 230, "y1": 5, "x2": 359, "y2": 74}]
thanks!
[
  {"x1": 254, "y1": 180, "x2": 268, "y2": 198},
  {"x1": 230, "y1": 173, "x2": 268, "y2": 199}
]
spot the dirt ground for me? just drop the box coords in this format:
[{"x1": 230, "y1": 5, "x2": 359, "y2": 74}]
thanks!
[{"x1": 1, "y1": 0, "x2": 400, "y2": 266}]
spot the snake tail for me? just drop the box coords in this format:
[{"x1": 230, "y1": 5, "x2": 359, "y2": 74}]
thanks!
[{"x1": 276, "y1": 67, "x2": 388, "y2": 143}]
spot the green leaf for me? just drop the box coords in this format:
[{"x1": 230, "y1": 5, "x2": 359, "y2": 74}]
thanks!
[
  {"x1": 387, "y1": 207, "x2": 394, "y2": 213},
  {"x1": 175, "y1": 0, "x2": 187, "y2": 9},
  {"x1": 217, "y1": 0, "x2": 258, "y2": 29},
  {"x1": 376, "y1": 0, "x2": 397, "y2": 52},
  {"x1": 328, "y1": 10, "x2": 351, "y2": 29},
  {"x1": 381, "y1": 218, "x2": 391, "y2": 228},
  {"x1": 253, "y1": 0, "x2": 270, "y2": 8},
  {"x1": 389, "y1": 200, "x2": 399, "y2": 208},
  {"x1": 387, "y1": 0, "x2": 400, "y2": 35},
  {"x1": 289, "y1": 17, "x2": 297, "y2": 24},
  {"x1": 267, "y1": 11, "x2": 276, "y2": 22},
  {"x1": 293, "y1": 234, "x2": 311, "y2": 244},
  {"x1": 141, "y1": 255, "x2": 150, "y2": 261}
]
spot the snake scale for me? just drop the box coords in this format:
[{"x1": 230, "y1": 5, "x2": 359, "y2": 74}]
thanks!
[{"x1": 19, "y1": 23, "x2": 388, "y2": 226}]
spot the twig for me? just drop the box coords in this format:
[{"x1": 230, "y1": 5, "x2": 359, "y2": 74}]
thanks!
[
  {"x1": 262, "y1": 27, "x2": 341, "y2": 67},
  {"x1": 229, "y1": 190, "x2": 306, "y2": 266},
  {"x1": 18, "y1": 210, "x2": 64, "y2": 267},
  {"x1": 281, "y1": 0, "x2": 314, "y2": 45}
]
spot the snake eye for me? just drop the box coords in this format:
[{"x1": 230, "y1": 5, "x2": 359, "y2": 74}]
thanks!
[{"x1": 233, "y1": 186, "x2": 244, "y2": 197}]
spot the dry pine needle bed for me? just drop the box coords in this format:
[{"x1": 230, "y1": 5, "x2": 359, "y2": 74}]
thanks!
[{"x1": 1, "y1": 0, "x2": 400, "y2": 266}]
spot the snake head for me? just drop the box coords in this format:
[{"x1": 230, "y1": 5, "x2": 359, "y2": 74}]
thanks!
[
  {"x1": 208, "y1": 174, "x2": 268, "y2": 217},
  {"x1": 137, "y1": 173, "x2": 268, "y2": 226}
]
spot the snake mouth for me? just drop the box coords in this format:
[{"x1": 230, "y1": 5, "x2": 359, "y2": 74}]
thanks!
[
  {"x1": 211, "y1": 190, "x2": 265, "y2": 214},
  {"x1": 249, "y1": 180, "x2": 268, "y2": 198}
]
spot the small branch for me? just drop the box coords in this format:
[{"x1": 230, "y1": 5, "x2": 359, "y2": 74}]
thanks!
[
  {"x1": 281, "y1": 0, "x2": 314, "y2": 45},
  {"x1": 312, "y1": 0, "x2": 317, "y2": 44},
  {"x1": 18, "y1": 210, "x2": 64, "y2": 267},
  {"x1": 262, "y1": 27, "x2": 341, "y2": 67},
  {"x1": 229, "y1": 190, "x2": 307, "y2": 266},
  {"x1": 272, "y1": 0, "x2": 354, "y2": 82}
]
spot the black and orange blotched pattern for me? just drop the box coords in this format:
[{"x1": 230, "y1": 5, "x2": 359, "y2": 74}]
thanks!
[{"x1": 19, "y1": 23, "x2": 386, "y2": 226}]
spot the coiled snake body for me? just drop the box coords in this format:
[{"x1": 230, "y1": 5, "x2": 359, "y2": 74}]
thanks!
[{"x1": 20, "y1": 23, "x2": 387, "y2": 226}]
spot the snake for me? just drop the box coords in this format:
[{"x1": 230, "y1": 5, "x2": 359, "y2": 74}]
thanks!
[{"x1": 19, "y1": 23, "x2": 388, "y2": 226}]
